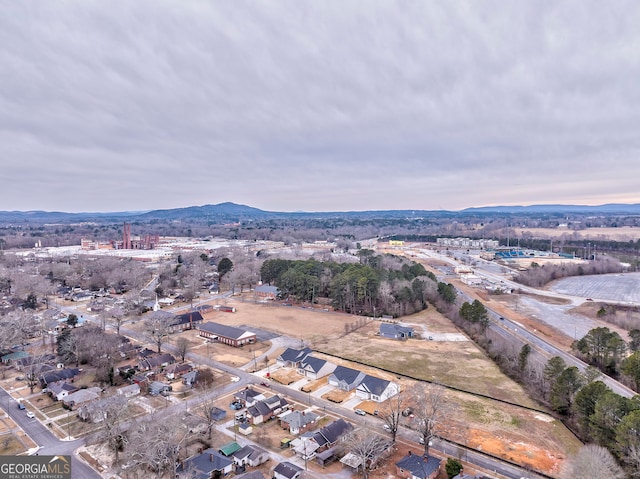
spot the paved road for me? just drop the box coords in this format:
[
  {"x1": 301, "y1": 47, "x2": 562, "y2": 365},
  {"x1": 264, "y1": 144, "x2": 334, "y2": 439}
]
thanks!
[{"x1": 0, "y1": 387, "x2": 100, "y2": 479}]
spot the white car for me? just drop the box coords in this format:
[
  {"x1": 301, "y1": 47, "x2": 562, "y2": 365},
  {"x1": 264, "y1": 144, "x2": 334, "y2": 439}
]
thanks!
[
  {"x1": 230, "y1": 376, "x2": 240, "y2": 382},
  {"x1": 26, "y1": 411, "x2": 35, "y2": 419}
]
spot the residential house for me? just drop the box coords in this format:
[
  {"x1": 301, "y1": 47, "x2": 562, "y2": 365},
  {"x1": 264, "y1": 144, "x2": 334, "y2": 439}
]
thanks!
[
  {"x1": 254, "y1": 285, "x2": 279, "y2": 300},
  {"x1": 278, "y1": 410, "x2": 319, "y2": 435},
  {"x1": 328, "y1": 366, "x2": 365, "y2": 391},
  {"x1": 198, "y1": 322, "x2": 256, "y2": 347},
  {"x1": 297, "y1": 356, "x2": 336, "y2": 380},
  {"x1": 138, "y1": 353, "x2": 176, "y2": 371},
  {"x1": 273, "y1": 461, "x2": 303, "y2": 479},
  {"x1": 311, "y1": 418, "x2": 353, "y2": 452},
  {"x1": 395, "y1": 452, "x2": 441, "y2": 479},
  {"x1": 117, "y1": 384, "x2": 140, "y2": 398},
  {"x1": 177, "y1": 448, "x2": 233, "y2": 478},
  {"x1": 379, "y1": 323, "x2": 414, "y2": 340},
  {"x1": 355, "y1": 375, "x2": 400, "y2": 402},
  {"x1": 234, "y1": 388, "x2": 266, "y2": 408},
  {"x1": 293, "y1": 418, "x2": 353, "y2": 460},
  {"x1": 182, "y1": 370, "x2": 198, "y2": 387},
  {"x1": 1, "y1": 351, "x2": 30, "y2": 364},
  {"x1": 232, "y1": 444, "x2": 270, "y2": 468},
  {"x1": 40, "y1": 368, "x2": 81, "y2": 388},
  {"x1": 165, "y1": 362, "x2": 192, "y2": 380},
  {"x1": 138, "y1": 348, "x2": 156, "y2": 359},
  {"x1": 246, "y1": 395, "x2": 289, "y2": 425},
  {"x1": 47, "y1": 382, "x2": 78, "y2": 401},
  {"x1": 195, "y1": 304, "x2": 214, "y2": 314},
  {"x1": 169, "y1": 311, "x2": 204, "y2": 333},
  {"x1": 63, "y1": 387, "x2": 101, "y2": 410},
  {"x1": 148, "y1": 381, "x2": 172, "y2": 396},
  {"x1": 276, "y1": 347, "x2": 312, "y2": 368},
  {"x1": 78, "y1": 395, "x2": 127, "y2": 423}
]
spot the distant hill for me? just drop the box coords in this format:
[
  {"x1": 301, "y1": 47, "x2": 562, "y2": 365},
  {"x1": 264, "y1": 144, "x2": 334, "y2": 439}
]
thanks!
[
  {"x1": 461, "y1": 203, "x2": 640, "y2": 215},
  {"x1": 1, "y1": 202, "x2": 640, "y2": 224}
]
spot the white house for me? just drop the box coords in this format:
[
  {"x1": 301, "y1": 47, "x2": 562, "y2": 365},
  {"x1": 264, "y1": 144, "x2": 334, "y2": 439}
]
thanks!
[
  {"x1": 355, "y1": 375, "x2": 400, "y2": 403},
  {"x1": 297, "y1": 356, "x2": 337, "y2": 380}
]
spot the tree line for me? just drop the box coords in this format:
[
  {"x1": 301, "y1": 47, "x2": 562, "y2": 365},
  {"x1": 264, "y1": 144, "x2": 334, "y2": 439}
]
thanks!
[{"x1": 260, "y1": 251, "x2": 437, "y2": 317}]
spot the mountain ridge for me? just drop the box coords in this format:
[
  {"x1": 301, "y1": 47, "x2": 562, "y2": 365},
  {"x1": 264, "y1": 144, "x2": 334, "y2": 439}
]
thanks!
[{"x1": 1, "y1": 201, "x2": 640, "y2": 223}]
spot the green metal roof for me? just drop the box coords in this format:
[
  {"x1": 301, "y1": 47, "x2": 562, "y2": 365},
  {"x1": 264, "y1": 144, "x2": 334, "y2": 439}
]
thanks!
[{"x1": 218, "y1": 441, "x2": 241, "y2": 456}]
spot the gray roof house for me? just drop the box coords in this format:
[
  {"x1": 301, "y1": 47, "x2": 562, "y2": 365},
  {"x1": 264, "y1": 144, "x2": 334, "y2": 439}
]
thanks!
[
  {"x1": 40, "y1": 368, "x2": 80, "y2": 387},
  {"x1": 232, "y1": 444, "x2": 270, "y2": 467},
  {"x1": 278, "y1": 409, "x2": 319, "y2": 435},
  {"x1": 254, "y1": 284, "x2": 280, "y2": 299},
  {"x1": 148, "y1": 381, "x2": 172, "y2": 396},
  {"x1": 355, "y1": 375, "x2": 400, "y2": 402},
  {"x1": 177, "y1": 448, "x2": 233, "y2": 478},
  {"x1": 328, "y1": 366, "x2": 366, "y2": 391},
  {"x1": 138, "y1": 353, "x2": 176, "y2": 371},
  {"x1": 182, "y1": 370, "x2": 198, "y2": 387},
  {"x1": 276, "y1": 347, "x2": 312, "y2": 368},
  {"x1": 395, "y1": 452, "x2": 441, "y2": 479},
  {"x1": 246, "y1": 395, "x2": 289, "y2": 425},
  {"x1": 297, "y1": 356, "x2": 337, "y2": 380},
  {"x1": 234, "y1": 388, "x2": 266, "y2": 407},
  {"x1": 273, "y1": 461, "x2": 303, "y2": 479},
  {"x1": 62, "y1": 387, "x2": 101, "y2": 410},
  {"x1": 48, "y1": 382, "x2": 78, "y2": 401},
  {"x1": 311, "y1": 418, "x2": 353, "y2": 450},
  {"x1": 117, "y1": 383, "x2": 140, "y2": 398},
  {"x1": 379, "y1": 323, "x2": 414, "y2": 340}
]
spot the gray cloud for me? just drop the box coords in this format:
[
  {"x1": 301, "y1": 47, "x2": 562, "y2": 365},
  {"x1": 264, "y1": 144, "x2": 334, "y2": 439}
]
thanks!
[{"x1": 1, "y1": 1, "x2": 639, "y2": 212}]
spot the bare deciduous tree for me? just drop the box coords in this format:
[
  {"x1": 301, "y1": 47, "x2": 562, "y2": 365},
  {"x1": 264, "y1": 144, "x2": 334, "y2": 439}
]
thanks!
[
  {"x1": 175, "y1": 337, "x2": 191, "y2": 363},
  {"x1": 144, "y1": 311, "x2": 174, "y2": 353},
  {"x1": 95, "y1": 395, "x2": 129, "y2": 464},
  {"x1": 379, "y1": 390, "x2": 406, "y2": 443},
  {"x1": 412, "y1": 384, "x2": 449, "y2": 457},
  {"x1": 345, "y1": 427, "x2": 390, "y2": 479},
  {"x1": 561, "y1": 444, "x2": 626, "y2": 479}
]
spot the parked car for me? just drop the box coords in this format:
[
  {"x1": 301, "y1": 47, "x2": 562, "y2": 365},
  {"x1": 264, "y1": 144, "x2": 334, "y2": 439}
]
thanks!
[
  {"x1": 354, "y1": 408, "x2": 366, "y2": 416},
  {"x1": 26, "y1": 411, "x2": 35, "y2": 418},
  {"x1": 17, "y1": 402, "x2": 25, "y2": 410},
  {"x1": 260, "y1": 381, "x2": 271, "y2": 388},
  {"x1": 230, "y1": 401, "x2": 243, "y2": 410}
]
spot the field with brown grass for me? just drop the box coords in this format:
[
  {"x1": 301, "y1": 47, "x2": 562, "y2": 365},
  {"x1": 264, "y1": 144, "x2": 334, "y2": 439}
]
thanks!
[{"x1": 183, "y1": 296, "x2": 581, "y2": 475}]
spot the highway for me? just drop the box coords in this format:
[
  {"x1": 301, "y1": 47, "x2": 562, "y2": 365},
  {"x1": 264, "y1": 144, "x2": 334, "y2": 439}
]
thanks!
[{"x1": 411, "y1": 247, "x2": 637, "y2": 398}]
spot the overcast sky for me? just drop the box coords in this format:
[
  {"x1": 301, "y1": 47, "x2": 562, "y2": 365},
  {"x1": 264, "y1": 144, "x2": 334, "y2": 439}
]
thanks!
[{"x1": 1, "y1": 1, "x2": 639, "y2": 213}]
